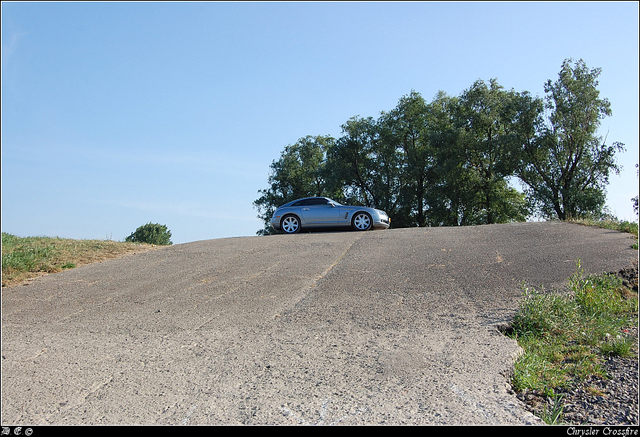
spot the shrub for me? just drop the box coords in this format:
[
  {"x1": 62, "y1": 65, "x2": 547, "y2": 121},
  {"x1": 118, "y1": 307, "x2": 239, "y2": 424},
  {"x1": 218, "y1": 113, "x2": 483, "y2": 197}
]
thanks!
[{"x1": 125, "y1": 223, "x2": 173, "y2": 245}]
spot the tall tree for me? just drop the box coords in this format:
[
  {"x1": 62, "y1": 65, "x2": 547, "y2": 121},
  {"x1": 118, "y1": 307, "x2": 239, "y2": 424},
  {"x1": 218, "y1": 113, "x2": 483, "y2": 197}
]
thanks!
[
  {"x1": 325, "y1": 116, "x2": 379, "y2": 207},
  {"x1": 453, "y1": 79, "x2": 529, "y2": 224},
  {"x1": 253, "y1": 135, "x2": 334, "y2": 235},
  {"x1": 326, "y1": 115, "x2": 405, "y2": 220},
  {"x1": 517, "y1": 58, "x2": 625, "y2": 220},
  {"x1": 420, "y1": 91, "x2": 467, "y2": 226},
  {"x1": 379, "y1": 91, "x2": 434, "y2": 227}
]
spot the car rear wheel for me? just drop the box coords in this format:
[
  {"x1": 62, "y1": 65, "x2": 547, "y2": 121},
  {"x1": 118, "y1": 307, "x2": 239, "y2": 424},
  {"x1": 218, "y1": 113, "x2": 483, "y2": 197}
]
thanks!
[
  {"x1": 352, "y1": 212, "x2": 372, "y2": 231},
  {"x1": 281, "y1": 215, "x2": 301, "y2": 234}
]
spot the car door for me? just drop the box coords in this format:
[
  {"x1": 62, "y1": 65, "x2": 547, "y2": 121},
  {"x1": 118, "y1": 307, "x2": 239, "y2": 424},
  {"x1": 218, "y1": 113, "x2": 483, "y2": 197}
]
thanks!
[{"x1": 299, "y1": 198, "x2": 339, "y2": 225}]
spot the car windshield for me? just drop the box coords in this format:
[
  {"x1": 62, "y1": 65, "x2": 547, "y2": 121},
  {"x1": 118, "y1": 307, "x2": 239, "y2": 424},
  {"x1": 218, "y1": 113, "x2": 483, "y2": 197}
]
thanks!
[{"x1": 327, "y1": 199, "x2": 342, "y2": 206}]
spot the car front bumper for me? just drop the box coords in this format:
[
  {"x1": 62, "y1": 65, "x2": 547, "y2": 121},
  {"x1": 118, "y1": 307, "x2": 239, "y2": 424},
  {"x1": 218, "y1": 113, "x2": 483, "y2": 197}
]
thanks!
[{"x1": 372, "y1": 212, "x2": 391, "y2": 230}]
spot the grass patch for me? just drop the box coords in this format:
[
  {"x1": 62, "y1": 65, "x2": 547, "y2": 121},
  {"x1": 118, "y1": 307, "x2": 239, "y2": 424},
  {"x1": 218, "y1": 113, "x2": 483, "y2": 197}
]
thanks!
[
  {"x1": 2, "y1": 232, "x2": 158, "y2": 287},
  {"x1": 571, "y1": 218, "x2": 638, "y2": 249},
  {"x1": 507, "y1": 261, "x2": 638, "y2": 423}
]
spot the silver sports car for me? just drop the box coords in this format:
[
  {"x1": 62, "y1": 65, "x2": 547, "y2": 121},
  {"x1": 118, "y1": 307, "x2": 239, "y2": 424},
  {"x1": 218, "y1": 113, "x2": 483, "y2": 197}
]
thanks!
[{"x1": 270, "y1": 197, "x2": 390, "y2": 234}]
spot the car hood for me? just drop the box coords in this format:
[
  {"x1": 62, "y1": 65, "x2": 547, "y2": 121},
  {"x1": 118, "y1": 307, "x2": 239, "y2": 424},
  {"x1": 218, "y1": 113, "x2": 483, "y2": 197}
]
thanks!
[{"x1": 338, "y1": 205, "x2": 386, "y2": 214}]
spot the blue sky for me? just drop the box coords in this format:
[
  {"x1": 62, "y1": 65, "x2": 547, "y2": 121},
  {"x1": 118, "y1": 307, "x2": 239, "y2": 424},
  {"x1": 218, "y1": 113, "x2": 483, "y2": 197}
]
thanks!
[{"x1": 2, "y1": 1, "x2": 638, "y2": 244}]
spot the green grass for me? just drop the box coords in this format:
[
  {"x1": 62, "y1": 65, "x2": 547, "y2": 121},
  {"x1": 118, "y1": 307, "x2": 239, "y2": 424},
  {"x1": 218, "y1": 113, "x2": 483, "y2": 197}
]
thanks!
[
  {"x1": 571, "y1": 217, "x2": 638, "y2": 236},
  {"x1": 507, "y1": 261, "x2": 638, "y2": 424},
  {"x1": 2, "y1": 232, "x2": 157, "y2": 287},
  {"x1": 571, "y1": 217, "x2": 638, "y2": 249}
]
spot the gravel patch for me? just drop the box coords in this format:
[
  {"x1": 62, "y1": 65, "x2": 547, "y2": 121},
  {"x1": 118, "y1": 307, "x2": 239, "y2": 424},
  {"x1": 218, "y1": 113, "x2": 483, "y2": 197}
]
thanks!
[
  {"x1": 517, "y1": 350, "x2": 638, "y2": 425},
  {"x1": 560, "y1": 352, "x2": 638, "y2": 425}
]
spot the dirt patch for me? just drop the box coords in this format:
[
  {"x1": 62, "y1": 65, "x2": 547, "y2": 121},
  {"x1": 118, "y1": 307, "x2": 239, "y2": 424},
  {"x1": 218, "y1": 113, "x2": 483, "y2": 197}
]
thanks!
[{"x1": 618, "y1": 259, "x2": 638, "y2": 292}]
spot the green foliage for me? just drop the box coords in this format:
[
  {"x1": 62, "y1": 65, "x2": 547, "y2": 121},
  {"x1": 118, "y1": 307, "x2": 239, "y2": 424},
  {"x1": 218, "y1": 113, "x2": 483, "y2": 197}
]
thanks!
[
  {"x1": 511, "y1": 285, "x2": 579, "y2": 338},
  {"x1": 326, "y1": 115, "x2": 390, "y2": 209},
  {"x1": 254, "y1": 58, "x2": 626, "y2": 234},
  {"x1": 571, "y1": 216, "x2": 638, "y2": 238},
  {"x1": 253, "y1": 135, "x2": 335, "y2": 235},
  {"x1": 517, "y1": 58, "x2": 625, "y2": 220},
  {"x1": 541, "y1": 394, "x2": 566, "y2": 425},
  {"x1": 125, "y1": 223, "x2": 173, "y2": 245},
  {"x1": 599, "y1": 334, "x2": 634, "y2": 357},
  {"x1": 379, "y1": 90, "x2": 434, "y2": 227},
  {"x1": 570, "y1": 263, "x2": 637, "y2": 319},
  {"x1": 452, "y1": 79, "x2": 528, "y2": 224}
]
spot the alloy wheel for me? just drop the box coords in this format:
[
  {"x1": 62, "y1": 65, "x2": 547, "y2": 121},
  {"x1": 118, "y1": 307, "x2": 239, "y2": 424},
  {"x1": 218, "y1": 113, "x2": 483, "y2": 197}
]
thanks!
[
  {"x1": 282, "y1": 216, "x2": 300, "y2": 234},
  {"x1": 353, "y1": 213, "x2": 372, "y2": 231}
]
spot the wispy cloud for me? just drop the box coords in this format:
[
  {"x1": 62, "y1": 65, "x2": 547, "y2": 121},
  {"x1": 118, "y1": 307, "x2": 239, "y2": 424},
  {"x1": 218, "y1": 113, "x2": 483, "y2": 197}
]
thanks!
[{"x1": 1, "y1": 31, "x2": 27, "y2": 68}]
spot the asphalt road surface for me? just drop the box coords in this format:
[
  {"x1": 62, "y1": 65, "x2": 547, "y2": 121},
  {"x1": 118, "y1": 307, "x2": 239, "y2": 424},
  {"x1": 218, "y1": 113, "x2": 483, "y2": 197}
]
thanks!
[{"x1": 2, "y1": 221, "x2": 636, "y2": 425}]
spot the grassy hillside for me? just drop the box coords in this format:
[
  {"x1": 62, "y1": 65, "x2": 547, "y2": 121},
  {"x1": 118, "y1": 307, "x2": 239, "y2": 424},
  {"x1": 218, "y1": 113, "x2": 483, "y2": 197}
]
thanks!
[{"x1": 1, "y1": 233, "x2": 158, "y2": 287}]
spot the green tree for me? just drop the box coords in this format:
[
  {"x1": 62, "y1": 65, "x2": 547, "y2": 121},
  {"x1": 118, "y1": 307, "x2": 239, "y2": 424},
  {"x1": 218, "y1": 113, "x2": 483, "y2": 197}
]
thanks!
[
  {"x1": 325, "y1": 115, "x2": 406, "y2": 224},
  {"x1": 379, "y1": 91, "x2": 434, "y2": 227},
  {"x1": 420, "y1": 91, "x2": 467, "y2": 226},
  {"x1": 325, "y1": 116, "x2": 379, "y2": 207},
  {"x1": 125, "y1": 223, "x2": 172, "y2": 245},
  {"x1": 517, "y1": 58, "x2": 625, "y2": 220},
  {"x1": 453, "y1": 79, "x2": 529, "y2": 224},
  {"x1": 253, "y1": 135, "x2": 335, "y2": 235},
  {"x1": 371, "y1": 114, "x2": 406, "y2": 224}
]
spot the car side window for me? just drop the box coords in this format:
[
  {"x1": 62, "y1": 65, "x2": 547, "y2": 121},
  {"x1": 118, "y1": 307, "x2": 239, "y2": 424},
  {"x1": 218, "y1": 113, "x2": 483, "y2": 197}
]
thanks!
[
  {"x1": 308, "y1": 198, "x2": 329, "y2": 206},
  {"x1": 292, "y1": 198, "x2": 328, "y2": 207}
]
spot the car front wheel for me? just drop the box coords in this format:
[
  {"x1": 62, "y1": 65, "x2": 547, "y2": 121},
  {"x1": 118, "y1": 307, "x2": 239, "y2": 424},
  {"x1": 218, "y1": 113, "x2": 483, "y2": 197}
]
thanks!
[
  {"x1": 281, "y1": 215, "x2": 301, "y2": 234},
  {"x1": 352, "y1": 212, "x2": 372, "y2": 231}
]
